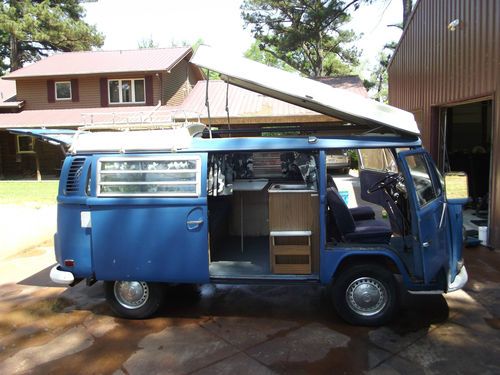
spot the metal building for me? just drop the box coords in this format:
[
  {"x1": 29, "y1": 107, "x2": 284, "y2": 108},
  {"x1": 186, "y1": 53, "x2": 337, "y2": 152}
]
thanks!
[{"x1": 388, "y1": 0, "x2": 500, "y2": 247}]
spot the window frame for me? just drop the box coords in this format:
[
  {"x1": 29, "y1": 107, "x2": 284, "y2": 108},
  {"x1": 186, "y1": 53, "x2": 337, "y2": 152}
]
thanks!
[
  {"x1": 96, "y1": 155, "x2": 202, "y2": 197},
  {"x1": 358, "y1": 148, "x2": 398, "y2": 173},
  {"x1": 16, "y1": 135, "x2": 36, "y2": 154},
  {"x1": 107, "y1": 78, "x2": 146, "y2": 104},
  {"x1": 404, "y1": 153, "x2": 439, "y2": 208},
  {"x1": 55, "y1": 81, "x2": 72, "y2": 101}
]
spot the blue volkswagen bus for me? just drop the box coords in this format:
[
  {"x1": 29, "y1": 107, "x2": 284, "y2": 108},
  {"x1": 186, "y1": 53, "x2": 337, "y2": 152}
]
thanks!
[{"x1": 13, "y1": 46, "x2": 468, "y2": 326}]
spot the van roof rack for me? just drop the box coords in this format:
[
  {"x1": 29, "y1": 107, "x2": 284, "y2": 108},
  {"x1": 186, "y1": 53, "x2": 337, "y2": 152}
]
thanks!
[
  {"x1": 79, "y1": 108, "x2": 204, "y2": 132},
  {"x1": 69, "y1": 109, "x2": 207, "y2": 154}
]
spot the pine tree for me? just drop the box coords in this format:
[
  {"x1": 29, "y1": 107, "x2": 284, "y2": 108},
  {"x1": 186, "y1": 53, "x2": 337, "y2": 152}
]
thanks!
[
  {"x1": 0, "y1": 0, "x2": 104, "y2": 74},
  {"x1": 241, "y1": 0, "x2": 370, "y2": 77}
]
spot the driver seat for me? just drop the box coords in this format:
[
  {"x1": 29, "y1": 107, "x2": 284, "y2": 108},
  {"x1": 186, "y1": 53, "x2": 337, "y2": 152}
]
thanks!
[
  {"x1": 326, "y1": 174, "x2": 376, "y2": 221},
  {"x1": 327, "y1": 187, "x2": 392, "y2": 244}
]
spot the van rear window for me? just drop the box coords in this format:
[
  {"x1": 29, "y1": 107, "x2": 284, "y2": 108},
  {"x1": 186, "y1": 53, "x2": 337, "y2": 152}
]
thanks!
[{"x1": 97, "y1": 156, "x2": 201, "y2": 197}]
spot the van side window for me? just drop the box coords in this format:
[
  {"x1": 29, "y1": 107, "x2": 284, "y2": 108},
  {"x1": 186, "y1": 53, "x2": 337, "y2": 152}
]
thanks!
[
  {"x1": 97, "y1": 156, "x2": 201, "y2": 197},
  {"x1": 405, "y1": 154, "x2": 438, "y2": 207},
  {"x1": 359, "y1": 149, "x2": 398, "y2": 172}
]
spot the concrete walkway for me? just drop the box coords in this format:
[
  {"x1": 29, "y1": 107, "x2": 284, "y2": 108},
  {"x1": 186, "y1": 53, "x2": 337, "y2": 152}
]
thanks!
[{"x1": 0, "y1": 204, "x2": 56, "y2": 260}]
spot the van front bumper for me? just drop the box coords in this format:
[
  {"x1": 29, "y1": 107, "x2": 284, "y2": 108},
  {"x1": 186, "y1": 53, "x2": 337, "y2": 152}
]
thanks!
[
  {"x1": 447, "y1": 265, "x2": 468, "y2": 293},
  {"x1": 50, "y1": 264, "x2": 75, "y2": 285}
]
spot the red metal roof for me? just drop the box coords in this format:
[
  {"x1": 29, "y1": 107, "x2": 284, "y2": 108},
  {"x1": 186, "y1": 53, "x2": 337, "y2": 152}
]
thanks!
[
  {"x1": 181, "y1": 80, "x2": 323, "y2": 118},
  {"x1": 314, "y1": 76, "x2": 368, "y2": 98},
  {"x1": 0, "y1": 76, "x2": 367, "y2": 128},
  {"x1": 181, "y1": 78, "x2": 367, "y2": 120},
  {"x1": 4, "y1": 47, "x2": 193, "y2": 80}
]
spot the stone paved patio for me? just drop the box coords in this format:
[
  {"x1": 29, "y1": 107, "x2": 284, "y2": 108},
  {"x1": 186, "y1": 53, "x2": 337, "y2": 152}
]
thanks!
[{"x1": 0, "y1": 240, "x2": 499, "y2": 374}]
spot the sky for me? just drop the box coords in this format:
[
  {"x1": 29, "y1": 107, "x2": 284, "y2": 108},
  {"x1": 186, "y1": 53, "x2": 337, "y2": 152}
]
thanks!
[{"x1": 83, "y1": 0, "x2": 403, "y2": 78}]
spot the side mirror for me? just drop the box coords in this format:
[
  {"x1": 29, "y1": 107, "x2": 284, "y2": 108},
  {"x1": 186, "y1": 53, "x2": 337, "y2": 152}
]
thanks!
[{"x1": 444, "y1": 172, "x2": 469, "y2": 203}]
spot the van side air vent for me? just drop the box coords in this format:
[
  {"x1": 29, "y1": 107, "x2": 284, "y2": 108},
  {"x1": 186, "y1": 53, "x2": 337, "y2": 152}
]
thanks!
[{"x1": 65, "y1": 157, "x2": 86, "y2": 195}]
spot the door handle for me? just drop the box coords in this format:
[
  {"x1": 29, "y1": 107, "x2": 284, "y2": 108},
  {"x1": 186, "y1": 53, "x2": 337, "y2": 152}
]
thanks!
[
  {"x1": 422, "y1": 241, "x2": 431, "y2": 248},
  {"x1": 187, "y1": 219, "x2": 204, "y2": 225}
]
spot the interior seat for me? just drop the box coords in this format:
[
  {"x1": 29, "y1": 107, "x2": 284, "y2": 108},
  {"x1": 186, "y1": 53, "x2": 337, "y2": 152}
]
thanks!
[
  {"x1": 326, "y1": 174, "x2": 375, "y2": 221},
  {"x1": 327, "y1": 187, "x2": 392, "y2": 244}
]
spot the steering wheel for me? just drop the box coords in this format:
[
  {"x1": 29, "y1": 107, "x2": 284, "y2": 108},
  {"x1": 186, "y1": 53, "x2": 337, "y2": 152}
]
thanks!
[{"x1": 367, "y1": 173, "x2": 401, "y2": 194}]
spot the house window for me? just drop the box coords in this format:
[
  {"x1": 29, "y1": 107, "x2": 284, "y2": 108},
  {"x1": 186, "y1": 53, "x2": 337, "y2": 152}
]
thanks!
[
  {"x1": 108, "y1": 79, "x2": 145, "y2": 104},
  {"x1": 97, "y1": 156, "x2": 201, "y2": 197},
  {"x1": 55, "y1": 81, "x2": 72, "y2": 100},
  {"x1": 16, "y1": 136, "x2": 35, "y2": 154}
]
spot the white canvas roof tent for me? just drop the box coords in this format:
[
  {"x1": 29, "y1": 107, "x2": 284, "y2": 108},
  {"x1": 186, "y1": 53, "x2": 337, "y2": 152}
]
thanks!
[{"x1": 191, "y1": 45, "x2": 420, "y2": 137}]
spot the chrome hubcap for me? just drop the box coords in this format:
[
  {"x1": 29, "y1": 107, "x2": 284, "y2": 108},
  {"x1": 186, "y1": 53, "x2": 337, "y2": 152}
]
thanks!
[
  {"x1": 114, "y1": 281, "x2": 149, "y2": 309},
  {"x1": 346, "y1": 277, "x2": 387, "y2": 316}
]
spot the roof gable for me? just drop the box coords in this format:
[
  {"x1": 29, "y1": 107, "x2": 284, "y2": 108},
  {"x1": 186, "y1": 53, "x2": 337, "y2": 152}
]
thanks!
[
  {"x1": 0, "y1": 78, "x2": 16, "y2": 102},
  {"x1": 4, "y1": 47, "x2": 193, "y2": 80}
]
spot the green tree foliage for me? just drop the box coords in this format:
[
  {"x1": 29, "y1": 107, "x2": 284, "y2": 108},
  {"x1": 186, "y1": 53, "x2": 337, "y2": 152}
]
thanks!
[
  {"x1": 241, "y1": 0, "x2": 368, "y2": 77},
  {"x1": 368, "y1": 50, "x2": 389, "y2": 102},
  {"x1": 0, "y1": 0, "x2": 104, "y2": 74},
  {"x1": 244, "y1": 40, "x2": 296, "y2": 72}
]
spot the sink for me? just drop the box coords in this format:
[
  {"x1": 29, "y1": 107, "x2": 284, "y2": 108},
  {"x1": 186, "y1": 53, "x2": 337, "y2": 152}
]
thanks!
[
  {"x1": 268, "y1": 183, "x2": 316, "y2": 192},
  {"x1": 273, "y1": 184, "x2": 308, "y2": 190},
  {"x1": 233, "y1": 179, "x2": 269, "y2": 191}
]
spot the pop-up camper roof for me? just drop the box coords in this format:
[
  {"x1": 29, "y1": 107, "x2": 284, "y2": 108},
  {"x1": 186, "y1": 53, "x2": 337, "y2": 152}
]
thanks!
[{"x1": 191, "y1": 45, "x2": 420, "y2": 137}]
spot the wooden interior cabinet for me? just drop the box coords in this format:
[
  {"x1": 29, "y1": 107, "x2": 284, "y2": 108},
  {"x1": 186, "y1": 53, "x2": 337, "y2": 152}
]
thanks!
[
  {"x1": 230, "y1": 190, "x2": 269, "y2": 236},
  {"x1": 268, "y1": 192, "x2": 319, "y2": 274}
]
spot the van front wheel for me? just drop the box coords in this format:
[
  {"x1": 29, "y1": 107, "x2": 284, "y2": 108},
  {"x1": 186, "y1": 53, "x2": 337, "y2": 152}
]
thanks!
[
  {"x1": 105, "y1": 281, "x2": 163, "y2": 319},
  {"x1": 332, "y1": 264, "x2": 398, "y2": 326}
]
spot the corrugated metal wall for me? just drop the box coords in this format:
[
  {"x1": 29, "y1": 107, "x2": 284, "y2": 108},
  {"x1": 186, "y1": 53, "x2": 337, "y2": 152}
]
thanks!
[{"x1": 388, "y1": 0, "x2": 500, "y2": 247}]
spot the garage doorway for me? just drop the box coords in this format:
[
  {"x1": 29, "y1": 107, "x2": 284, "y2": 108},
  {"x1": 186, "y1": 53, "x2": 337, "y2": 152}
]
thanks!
[{"x1": 439, "y1": 100, "x2": 492, "y2": 227}]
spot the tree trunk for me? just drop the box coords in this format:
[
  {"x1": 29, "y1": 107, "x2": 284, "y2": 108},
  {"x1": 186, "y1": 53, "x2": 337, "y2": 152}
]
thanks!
[
  {"x1": 402, "y1": 0, "x2": 413, "y2": 29},
  {"x1": 9, "y1": 0, "x2": 22, "y2": 72},
  {"x1": 9, "y1": 35, "x2": 22, "y2": 72}
]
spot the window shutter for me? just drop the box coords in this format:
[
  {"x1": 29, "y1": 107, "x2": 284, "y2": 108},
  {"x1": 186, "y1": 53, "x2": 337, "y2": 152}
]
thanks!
[
  {"x1": 145, "y1": 75, "x2": 154, "y2": 106},
  {"x1": 47, "y1": 80, "x2": 55, "y2": 103},
  {"x1": 100, "y1": 77, "x2": 108, "y2": 107},
  {"x1": 71, "y1": 79, "x2": 79, "y2": 102}
]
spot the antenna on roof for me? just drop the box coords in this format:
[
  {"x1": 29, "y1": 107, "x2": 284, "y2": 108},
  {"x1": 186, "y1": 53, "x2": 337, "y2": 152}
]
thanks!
[{"x1": 205, "y1": 70, "x2": 213, "y2": 138}]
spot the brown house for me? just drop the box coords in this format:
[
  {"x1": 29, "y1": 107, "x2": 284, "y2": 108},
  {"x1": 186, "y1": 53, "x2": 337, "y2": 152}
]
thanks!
[
  {"x1": 387, "y1": 0, "x2": 499, "y2": 247},
  {"x1": 5, "y1": 47, "x2": 202, "y2": 109},
  {"x1": 0, "y1": 47, "x2": 203, "y2": 178},
  {"x1": 0, "y1": 46, "x2": 369, "y2": 179}
]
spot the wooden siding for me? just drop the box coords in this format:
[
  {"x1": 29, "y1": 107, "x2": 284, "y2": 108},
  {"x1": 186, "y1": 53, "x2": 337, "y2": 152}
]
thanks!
[
  {"x1": 163, "y1": 59, "x2": 192, "y2": 106},
  {"x1": 188, "y1": 63, "x2": 201, "y2": 87},
  {"x1": 16, "y1": 73, "x2": 162, "y2": 110},
  {"x1": 0, "y1": 131, "x2": 64, "y2": 178},
  {"x1": 388, "y1": 0, "x2": 500, "y2": 247}
]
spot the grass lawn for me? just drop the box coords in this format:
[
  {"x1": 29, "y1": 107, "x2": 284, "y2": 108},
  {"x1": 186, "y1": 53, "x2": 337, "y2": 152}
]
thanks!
[{"x1": 0, "y1": 181, "x2": 59, "y2": 205}]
